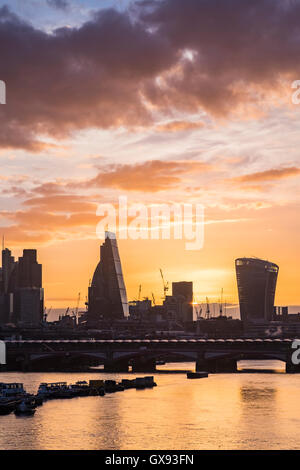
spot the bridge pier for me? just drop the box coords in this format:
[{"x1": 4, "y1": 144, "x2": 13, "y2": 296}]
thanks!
[
  {"x1": 286, "y1": 361, "x2": 300, "y2": 373},
  {"x1": 18, "y1": 354, "x2": 31, "y2": 372},
  {"x1": 104, "y1": 359, "x2": 129, "y2": 372},
  {"x1": 131, "y1": 357, "x2": 156, "y2": 373},
  {"x1": 196, "y1": 357, "x2": 237, "y2": 373}
]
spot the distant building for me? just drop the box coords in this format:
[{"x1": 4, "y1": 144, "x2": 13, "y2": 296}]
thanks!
[
  {"x1": 87, "y1": 232, "x2": 129, "y2": 321},
  {"x1": 172, "y1": 281, "x2": 193, "y2": 322},
  {"x1": 195, "y1": 317, "x2": 243, "y2": 338},
  {"x1": 0, "y1": 247, "x2": 44, "y2": 326},
  {"x1": 128, "y1": 282, "x2": 193, "y2": 326},
  {"x1": 235, "y1": 257, "x2": 279, "y2": 324},
  {"x1": 244, "y1": 320, "x2": 300, "y2": 338},
  {"x1": 129, "y1": 299, "x2": 152, "y2": 321},
  {"x1": 273, "y1": 306, "x2": 288, "y2": 321}
]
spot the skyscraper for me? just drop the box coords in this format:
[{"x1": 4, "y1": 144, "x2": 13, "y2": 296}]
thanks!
[
  {"x1": 235, "y1": 257, "x2": 279, "y2": 323},
  {"x1": 0, "y1": 248, "x2": 17, "y2": 323},
  {"x1": 172, "y1": 281, "x2": 193, "y2": 322},
  {"x1": 88, "y1": 232, "x2": 129, "y2": 321},
  {"x1": 1, "y1": 248, "x2": 16, "y2": 293},
  {"x1": 0, "y1": 247, "x2": 44, "y2": 326}
]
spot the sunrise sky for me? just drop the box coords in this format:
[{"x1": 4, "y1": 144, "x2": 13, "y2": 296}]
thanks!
[{"x1": 0, "y1": 0, "x2": 300, "y2": 310}]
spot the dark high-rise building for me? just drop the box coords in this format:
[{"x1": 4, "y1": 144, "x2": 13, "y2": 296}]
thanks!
[
  {"x1": 0, "y1": 248, "x2": 16, "y2": 323},
  {"x1": 235, "y1": 257, "x2": 279, "y2": 324},
  {"x1": 0, "y1": 247, "x2": 44, "y2": 326},
  {"x1": 172, "y1": 281, "x2": 193, "y2": 322},
  {"x1": 17, "y1": 249, "x2": 42, "y2": 288},
  {"x1": 1, "y1": 248, "x2": 16, "y2": 293},
  {"x1": 88, "y1": 232, "x2": 129, "y2": 321}
]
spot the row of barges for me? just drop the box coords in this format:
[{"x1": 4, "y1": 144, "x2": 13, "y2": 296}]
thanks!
[{"x1": 0, "y1": 376, "x2": 157, "y2": 416}]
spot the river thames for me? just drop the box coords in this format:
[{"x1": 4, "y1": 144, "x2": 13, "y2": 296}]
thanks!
[{"x1": 0, "y1": 360, "x2": 299, "y2": 450}]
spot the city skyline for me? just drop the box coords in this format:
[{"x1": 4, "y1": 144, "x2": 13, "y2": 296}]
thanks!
[
  {"x1": 2, "y1": 238, "x2": 298, "y2": 320},
  {"x1": 0, "y1": 0, "x2": 300, "y2": 309}
]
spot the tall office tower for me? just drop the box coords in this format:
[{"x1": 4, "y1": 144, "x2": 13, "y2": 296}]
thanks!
[
  {"x1": 235, "y1": 258, "x2": 279, "y2": 324},
  {"x1": 0, "y1": 248, "x2": 16, "y2": 324},
  {"x1": 2, "y1": 248, "x2": 44, "y2": 326},
  {"x1": 88, "y1": 232, "x2": 129, "y2": 321},
  {"x1": 172, "y1": 281, "x2": 193, "y2": 322},
  {"x1": 1, "y1": 248, "x2": 16, "y2": 293},
  {"x1": 17, "y1": 288, "x2": 44, "y2": 325},
  {"x1": 16, "y1": 249, "x2": 42, "y2": 288}
]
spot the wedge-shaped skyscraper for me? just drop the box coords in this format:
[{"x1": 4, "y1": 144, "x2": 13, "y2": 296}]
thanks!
[{"x1": 88, "y1": 232, "x2": 129, "y2": 320}]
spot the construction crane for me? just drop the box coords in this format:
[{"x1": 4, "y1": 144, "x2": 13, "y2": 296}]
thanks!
[
  {"x1": 151, "y1": 293, "x2": 156, "y2": 306},
  {"x1": 193, "y1": 296, "x2": 201, "y2": 321},
  {"x1": 138, "y1": 284, "x2": 142, "y2": 302},
  {"x1": 219, "y1": 288, "x2": 223, "y2": 316},
  {"x1": 195, "y1": 303, "x2": 202, "y2": 321},
  {"x1": 159, "y1": 269, "x2": 169, "y2": 299},
  {"x1": 43, "y1": 306, "x2": 52, "y2": 322},
  {"x1": 74, "y1": 292, "x2": 80, "y2": 324},
  {"x1": 206, "y1": 297, "x2": 210, "y2": 319}
]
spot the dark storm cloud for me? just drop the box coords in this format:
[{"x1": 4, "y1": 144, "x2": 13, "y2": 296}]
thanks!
[
  {"x1": 1, "y1": 0, "x2": 300, "y2": 150},
  {"x1": 137, "y1": 0, "x2": 300, "y2": 115},
  {"x1": 0, "y1": 5, "x2": 175, "y2": 149}
]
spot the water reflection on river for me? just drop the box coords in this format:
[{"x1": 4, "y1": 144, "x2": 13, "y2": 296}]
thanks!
[{"x1": 0, "y1": 360, "x2": 299, "y2": 450}]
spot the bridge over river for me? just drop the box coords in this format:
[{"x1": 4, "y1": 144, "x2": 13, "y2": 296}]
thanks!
[{"x1": 3, "y1": 338, "x2": 300, "y2": 373}]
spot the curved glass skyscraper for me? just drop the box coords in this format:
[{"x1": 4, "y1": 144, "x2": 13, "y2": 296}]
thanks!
[
  {"x1": 235, "y1": 257, "x2": 279, "y2": 323},
  {"x1": 88, "y1": 232, "x2": 129, "y2": 320}
]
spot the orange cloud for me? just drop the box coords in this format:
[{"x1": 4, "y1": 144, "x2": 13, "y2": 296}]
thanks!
[
  {"x1": 24, "y1": 195, "x2": 97, "y2": 213},
  {"x1": 87, "y1": 160, "x2": 211, "y2": 192},
  {"x1": 234, "y1": 167, "x2": 300, "y2": 183},
  {"x1": 156, "y1": 120, "x2": 205, "y2": 132}
]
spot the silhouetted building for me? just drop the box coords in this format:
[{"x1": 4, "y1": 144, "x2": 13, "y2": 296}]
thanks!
[
  {"x1": 172, "y1": 281, "x2": 193, "y2": 322},
  {"x1": 273, "y1": 306, "x2": 289, "y2": 321},
  {"x1": 0, "y1": 247, "x2": 43, "y2": 326},
  {"x1": 195, "y1": 317, "x2": 243, "y2": 338},
  {"x1": 128, "y1": 282, "x2": 194, "y2": 326},
  {"x1": 235, "y1": 257, "x2": 279, "y2": 324},
  {"x1": 129, "y1": 299, "x2": 152, "y2": 321},
  {"x1": 0, "y1": 248, "x2": 16, "y2": 323},
  {"x1": 1, "y1": 248, "x2": 16, "y2": 293},
  {"x1": 16, "y1": 288, "x2": 44, "y2": 325},
  {"x1": 88, "y1": 232, "x2": 129, "y2": 321}
]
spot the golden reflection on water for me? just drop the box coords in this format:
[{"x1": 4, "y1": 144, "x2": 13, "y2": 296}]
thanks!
[{"x1": 0, "y1": 361, "x2": 300, "y2": 450}]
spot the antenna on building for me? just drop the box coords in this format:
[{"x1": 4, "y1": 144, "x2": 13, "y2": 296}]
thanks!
[{"x1": 2, "y1": 235, "x2": 4, "y2": 251}]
